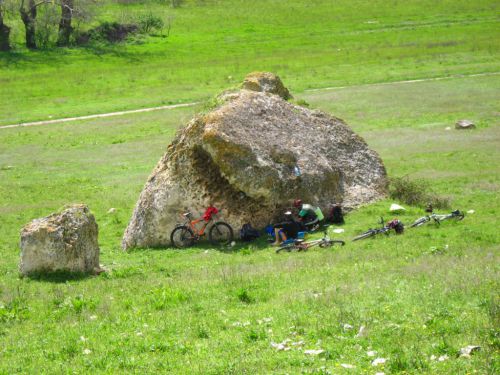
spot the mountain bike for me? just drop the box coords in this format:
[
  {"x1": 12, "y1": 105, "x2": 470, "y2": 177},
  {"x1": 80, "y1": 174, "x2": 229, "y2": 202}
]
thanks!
[
  {"x1": 276, "y1": 226, "x2": 345, "y2": 253},
  {"x1": 353, "y1": 217, "x2": 404, "y2": 241},
  {"x1": 410, "y1": 209, "x2": 465, "y2": 228},
  {"x1": 170, "y1": 210, "x2": 233, "y2": 248}
]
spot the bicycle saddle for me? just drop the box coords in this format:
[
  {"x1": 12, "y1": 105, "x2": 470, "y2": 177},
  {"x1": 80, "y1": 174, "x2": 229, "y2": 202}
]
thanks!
[{"x1": 183, "y1": 212, "x2": 192, "y2": 218}]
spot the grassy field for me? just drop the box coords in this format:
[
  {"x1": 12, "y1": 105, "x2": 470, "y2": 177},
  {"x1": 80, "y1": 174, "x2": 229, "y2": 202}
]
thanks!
[
  {"x1": 0, "y1": 71, "x2": 499, "y2": 373},
  {"x1": 0, "y1": 0, "x2": 499, "y2": 125},
  {"x1": 1, "y1": 0, "x2": 499, "y2": 372}
]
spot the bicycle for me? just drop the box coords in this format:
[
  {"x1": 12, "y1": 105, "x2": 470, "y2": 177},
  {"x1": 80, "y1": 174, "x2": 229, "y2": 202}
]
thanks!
[
  {"x1": 352, "y1": 217, "x2": 404, "y2": 241},
  {"x1": 276, "y1": 226, "x2": 345, "y2": 253},
  {"x1": 410, "y1": 209, "x2": 464, "y2": 228},
  {"x1": 170, "y1": 209, "x2": 233, "y2": 248}
]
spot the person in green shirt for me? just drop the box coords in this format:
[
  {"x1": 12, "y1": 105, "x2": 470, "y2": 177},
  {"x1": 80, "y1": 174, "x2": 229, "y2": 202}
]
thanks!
[{"x1": 294, "y1": 199, "x2": 324, "y2": 231}]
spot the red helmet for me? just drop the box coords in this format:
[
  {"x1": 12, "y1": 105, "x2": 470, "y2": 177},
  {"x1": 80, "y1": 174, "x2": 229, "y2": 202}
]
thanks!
[{"x1": 293, "y1": 199, "x2": 303, "y2": 208}]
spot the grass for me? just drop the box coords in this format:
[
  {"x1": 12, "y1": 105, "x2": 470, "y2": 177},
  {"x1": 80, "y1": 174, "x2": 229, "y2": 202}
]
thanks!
[
  {"x1": 0, "y1": 0, "x2": 499, "y2": 125},
  {"x1": 0, "y1": 73, "x2": 498, "y2": 373}
]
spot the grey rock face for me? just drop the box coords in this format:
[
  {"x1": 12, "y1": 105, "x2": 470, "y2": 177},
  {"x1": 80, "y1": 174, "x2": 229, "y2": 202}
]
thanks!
[
  {"x1": 20, "y1": 204, "x2": 100, "y2": 275},
  {"x1": 123, "y1": 81, "x2": 387, "y2": 250},
  {"x1": 455, "y1": 119, "x2": 476, "y2": 129}
]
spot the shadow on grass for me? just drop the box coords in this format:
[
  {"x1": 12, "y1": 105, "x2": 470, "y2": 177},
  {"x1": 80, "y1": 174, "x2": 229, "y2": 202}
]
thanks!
[
  {"x1": 0, "y1": 48, "x2": 73, "y2": 67},
  {"x1": 23, "y1": 270, "x2": 96, "y2": 283},
  {"x1": 0, "y1": 43, "x2": 144, "y2": 69},
  {"x1": 126, "y1": 237, "x2": 274, "y2": 254}
]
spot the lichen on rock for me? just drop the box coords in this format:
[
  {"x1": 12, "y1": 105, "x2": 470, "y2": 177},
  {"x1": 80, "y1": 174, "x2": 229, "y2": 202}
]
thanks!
[{"x1": 122, "y1": 73, "x2": 387, "y2": 250}]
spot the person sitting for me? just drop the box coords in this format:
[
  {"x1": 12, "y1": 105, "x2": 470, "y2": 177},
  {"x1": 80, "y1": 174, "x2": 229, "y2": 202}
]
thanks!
[
  {"x1": 294, "y1": 199, "x2": 324, "y2": 231},
  {"x1": 272, "y1": 211, "x2": 304, "y2": 246}
]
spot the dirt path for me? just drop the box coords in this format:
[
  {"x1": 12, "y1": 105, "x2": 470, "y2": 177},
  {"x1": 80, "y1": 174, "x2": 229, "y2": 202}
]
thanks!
[
  {"x1": 1, "y1": 72, "x2": 498, "y2": 130},
  {"x1": 304, "y1": 72, "x2": 499, "y2": 92},
  {"x1": 0, "y1": 102, "x2": 200, "y2": 130}
]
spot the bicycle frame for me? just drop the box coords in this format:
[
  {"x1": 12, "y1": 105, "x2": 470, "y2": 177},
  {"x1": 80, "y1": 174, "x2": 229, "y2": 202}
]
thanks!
[
  {"x1": 411, "y1": 210, "x2": 464, "y2": 227},
  {"x1": 179, "y1": 212, "x2": 214, "y2": 237},
  {"x1": 284, "y1": 226, "x2": 344, "y2": 251}
]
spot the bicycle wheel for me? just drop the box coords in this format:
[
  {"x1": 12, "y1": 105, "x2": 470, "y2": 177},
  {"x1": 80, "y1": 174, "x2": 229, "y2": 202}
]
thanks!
[
  {"x1": 353, "y1": 230, "x2": 376, "y2": 241},
  {"x1": 276, "y1": 243, "x2": 294, "y2": 253},
  {"x1": 170, "y1": 226, "x2": 195, "y2": 248},
  {"x1": 209, "y1": 222, "x2": 234, "y2": 246},
  {"x1": 319, "y1": 240, "x2": 333, "y2": 248},
  {"x1": 319, "y1": 239, "x2": 346, "y2": 248}
]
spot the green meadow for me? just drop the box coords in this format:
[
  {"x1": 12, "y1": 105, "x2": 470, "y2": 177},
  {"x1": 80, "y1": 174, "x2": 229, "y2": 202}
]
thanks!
[
  {"x1": 0, "y1": 0, "x2": 499, "y2": 373},
  {"x1": 1, "y1": 0, "x2": 499, "y2": 125}
]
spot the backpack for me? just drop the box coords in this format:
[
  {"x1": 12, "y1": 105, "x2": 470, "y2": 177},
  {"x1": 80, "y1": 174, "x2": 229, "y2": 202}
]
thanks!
[
  {"x1": 240, "y1": 223, "x2": 260, "y2": 242},
  {"x1": 328, "y1": 204, "x2": 345, "y2": 224}
]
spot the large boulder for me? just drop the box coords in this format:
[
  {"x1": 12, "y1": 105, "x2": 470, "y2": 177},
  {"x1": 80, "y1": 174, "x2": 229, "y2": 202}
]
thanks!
[
  {"x1": 123, "y1": 75, "x2": 387, "y2": 249},
  {"x1": 20, "y1": 204, "x2": 100, "y2": 275}
]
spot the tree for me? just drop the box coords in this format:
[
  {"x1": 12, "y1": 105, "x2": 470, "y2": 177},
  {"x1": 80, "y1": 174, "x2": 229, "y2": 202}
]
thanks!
[
  {"x1": 0, "y1": 0, "x2": 11, "y2": 51},
  {"x1": 19, "y1": 0, "x2": 38, "y2": 49},
  {"x1": 56, "y1": 0, "x2": 73, "y2": 46}
]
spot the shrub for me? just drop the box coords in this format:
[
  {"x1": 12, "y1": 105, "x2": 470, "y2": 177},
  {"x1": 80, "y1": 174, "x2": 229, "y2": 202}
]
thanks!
[
  {"x1": 139, "y1": 13, "x2": 164, "y2": 34},
  {"x1": 76, "y1": 22, "x2": 139, "y2": 45},
  {"x1": 389, "y1": 176, "x2": 450, "y2": 209},
  {"x1": 236, "y1": 288, "x2": 254, "y2": 304}
]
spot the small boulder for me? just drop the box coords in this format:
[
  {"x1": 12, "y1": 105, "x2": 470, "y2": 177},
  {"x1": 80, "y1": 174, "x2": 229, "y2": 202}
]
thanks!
[
  {"x1": 20, "y1": 204, "x2": 100, "y2": 276},
  {"x1": 455, "y1": 119, "x2": 475, "y2": 129},
  {"x1": 242, "y1": 72, "x2": 292, "y2": 99},
  {"x1": 389, "y1": 203, "x2": 405, "y2": 212}
]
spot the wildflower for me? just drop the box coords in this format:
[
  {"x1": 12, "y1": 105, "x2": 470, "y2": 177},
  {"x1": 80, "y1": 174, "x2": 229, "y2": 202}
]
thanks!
[
  {"x1": 341, "y1": 364, "x2": 355, "y2": 369},
  {"x1": 372, "y1": 358, "x2": 387, "y2": 366},
  {"x1": 304, "y1": 349, "x2": 325, "y2": 356}
]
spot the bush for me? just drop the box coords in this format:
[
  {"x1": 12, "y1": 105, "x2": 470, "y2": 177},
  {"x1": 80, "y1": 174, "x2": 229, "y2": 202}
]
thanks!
[
  {"x1": 389, "y1": 176, "x2": 450, "y2": 209},
  {"x1": 236, "y1": 288, "x2": 254, "y2": 304},
  {"x1": 139, "y1": 13, "x2": 164, "y2": 34},
  {"x1": 76, "y1": 22, "x2": 139, "y2": 45}
]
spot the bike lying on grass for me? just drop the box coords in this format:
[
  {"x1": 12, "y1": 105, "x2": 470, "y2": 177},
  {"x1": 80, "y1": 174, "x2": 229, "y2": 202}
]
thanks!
[
  {"x1": 276, "y1": 226, "x2": 345, "y2": 253},
  {"x1": 170, "y1": 209, "x2": 233, "y2": 248},
  {"x1": 352, "y1": 217, "x2": 404, "y2": 241},
  {"x1": 410, "y1": 209, "x2": 464, "y2": 227}
]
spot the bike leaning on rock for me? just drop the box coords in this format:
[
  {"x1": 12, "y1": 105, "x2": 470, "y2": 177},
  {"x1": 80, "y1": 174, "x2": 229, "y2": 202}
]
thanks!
[{"x1": 170, "y1": 207, "x2": 233, "y2": 248}]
